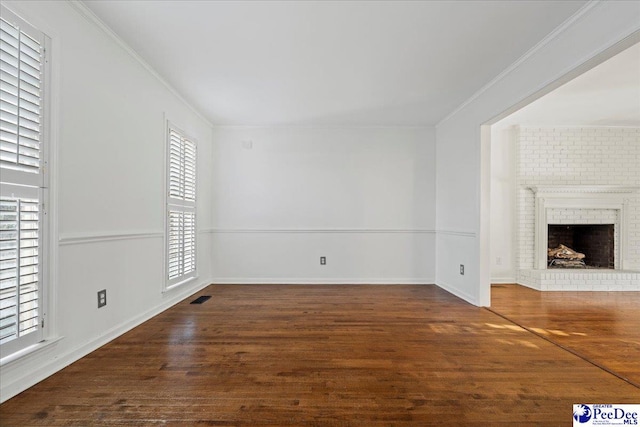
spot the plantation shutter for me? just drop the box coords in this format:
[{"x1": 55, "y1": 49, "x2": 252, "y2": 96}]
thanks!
[
  {"x1": 0, "y1": 11, "x2": 45, "y2": 349},
  {"x1": 0, "y1": 17, "x2": 42, "y2": 179},
  {"x1": 0, "y1": 192, "x2": 40, "y2": 344},
  {"x1": 166, "y1": 127, "x2": 196, "y2": 286},
  {"x1": 168, "y1": 129, "x2": 196, "y2": 202}
]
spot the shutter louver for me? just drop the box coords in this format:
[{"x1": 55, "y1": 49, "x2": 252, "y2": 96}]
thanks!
[
  {"x1": 0, "y1": 17, "x2": 42, "y2": 175},
  {"x1": 167, "y1": 210, "x2": 183, "y2": 280},
  {"x1": 168, "y1": 129, "x2": 196, "y2": 203},
  {"x1": 0, "y1": 197, "x2": 39, "y2": 344},
  {"x1": 184, "y1": 140, "x2": 196, "y2": 202},
  {"x1": 166, "y1": 126, "x2": 196, "y2": 285},
  {"x1": 0, "y1": 12, "x2": 44, "y2": 349},
  {"x1": 168, "y1": 130, "x2": 183, "y2": 200},
  {"x1": 0, "y1": 199, "x2": 19, "y2": 344},
  {"x1": 183, "y1": 211, "x2": 195, "y2": 274}
]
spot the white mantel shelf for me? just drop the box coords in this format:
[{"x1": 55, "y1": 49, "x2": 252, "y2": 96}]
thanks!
[{"x1": 530, "y1": 186, "x2": 640, "y2": 195}]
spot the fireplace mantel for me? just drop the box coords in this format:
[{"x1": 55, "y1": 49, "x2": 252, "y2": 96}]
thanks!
[
  {"x1": 530, "y1": 186, "x2": 639, "y2": 270},
  {"x1": 530, "y1": 186, "x2": 639, "y2": 197}
]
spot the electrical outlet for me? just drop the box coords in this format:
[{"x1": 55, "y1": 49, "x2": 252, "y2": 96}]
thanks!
[
  {"x1": 460, "y1": 264, "x2": 464, "y2": 275},
  {"x1": 98, "y1": 289, "x2": 107, "y2": 308},
  {"x1": 496, "y1": 256, "x2": 502, "y2": 266},
  {"x1": 320, "y1": 256, "x2": 326, "y2": 265}
]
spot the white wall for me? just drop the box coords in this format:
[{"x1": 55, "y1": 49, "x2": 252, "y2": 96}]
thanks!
[
  {"x1": 211, "y1": 127, "x2": 436, "y2": 283},
  {"x1": 436, "y1": 1, "x2": 640, "y2": 305},
  {"x1": 0, "y1": 1, "x2": 213, "y2": 402},
  {"x1": 490, "y1": 126, "x2": 517, "y2": 283}
]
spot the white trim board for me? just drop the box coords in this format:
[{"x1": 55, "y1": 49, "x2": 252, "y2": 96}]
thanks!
[
  {"x1": 436, "y1": 230, "x2": 477, "y2": 238},
  {"x1": 435, "y1": 280, "x2": 479, "y2": 307},
  {"x1": 59, "y1": 231, "x2": 164, "y2": 246},
  {"x1": 211, "y1": 228, "x2": 436, "y2": 234},
  {"x1": 490, "y1": 277, "x2": 518, "y2": 285},
  {"x1": 210, "y1": 278, "x2": 435, "y2": 285},
  {"x1": 212, "y1": 124, "x2": 434, "y2": 130}
]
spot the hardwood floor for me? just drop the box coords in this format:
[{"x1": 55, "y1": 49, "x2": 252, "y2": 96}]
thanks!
[
  {"x1": 490, "y1": 283, "x2": 640, "y2": 388},
  {"x1": 1, "y1": 284, "x2": 638, "y2": 426}
]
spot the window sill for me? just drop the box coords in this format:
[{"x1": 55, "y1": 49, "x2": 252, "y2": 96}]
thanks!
[
  {"x1": 164, "y1": 275, "x2": 199, "y2": 293},
  {"x1": 0, "y1": 336, "x2": 64, "y2": 367}
]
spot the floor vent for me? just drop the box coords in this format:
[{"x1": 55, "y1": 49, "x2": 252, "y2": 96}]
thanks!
[{"x1": 190, "y1": 296, "x2": 211, "y2": 304}]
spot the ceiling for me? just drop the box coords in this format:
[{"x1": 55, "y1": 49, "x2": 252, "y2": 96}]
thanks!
[
  {"x1": 497, "y1": 42, "x2": 640, "y2": 128},
  {"x1": 84, "y1": 0, "x2": 588, "y2": 126}
]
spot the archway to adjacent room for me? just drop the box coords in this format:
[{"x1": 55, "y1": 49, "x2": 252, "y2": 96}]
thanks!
[{"x1": 479, "y1": 32, "x2": 640, "y2": 307}]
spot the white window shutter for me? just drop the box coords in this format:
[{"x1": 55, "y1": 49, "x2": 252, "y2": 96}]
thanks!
[
  {"x1": 167, "y1": 210, "x2": 183, "y2": 280},
  {"x1": 0, "y1": 10, "x2": 45, "y2": 350},
  {"x1": 0, "y1": 198, "x2": 20, "y2": 343},
  {"x1": 0, "y1": 175, "x2": 42, "y2": 346},
  {"x1": 166, "y1": 126, "x2": 196, "y2": 286},
  {"x1": 183, "y1": 140, "x2": 196, "y2": 202},
  {"x1": 168, "y1": 129, "x2": 184, "y2": 200},
  {"x1": 0, "y1": 17, "x2": 43, "y2": 177},
  {"x1": 183, "y1": 211, "x2": 195, "y2": 274}
]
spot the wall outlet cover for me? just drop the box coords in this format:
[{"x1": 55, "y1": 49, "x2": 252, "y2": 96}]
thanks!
[{"x1": 98, "y1": 289, "x2": 107, "y2": 308}]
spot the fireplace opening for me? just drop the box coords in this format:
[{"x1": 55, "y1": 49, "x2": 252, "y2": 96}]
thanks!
[{"x1": 547, "y1": 224, "x2": 614, "y2": 269}]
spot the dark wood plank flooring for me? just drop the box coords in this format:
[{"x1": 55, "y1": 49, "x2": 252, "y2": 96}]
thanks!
[{"x1": 1, "y1": 284, "x2": 638, "y2": 426}]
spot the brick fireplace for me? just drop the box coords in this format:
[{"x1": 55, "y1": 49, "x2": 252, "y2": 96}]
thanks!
[
  {"x1": 530, "y1": 186, "x2": 633, "y2": 270},
  {"x1": 510, "y1": 127, "x2": 640, "y2": 291},
  {"x1": 518, "y1": 185, "x2": 639, "y2": 290}
]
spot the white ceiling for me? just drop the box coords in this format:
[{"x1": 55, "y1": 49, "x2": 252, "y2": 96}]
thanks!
[
  {"x1": 84, "y1": 0, "x2": 588, "y2": 126},
  {"x1": 498, "y1": 42, "x2": 640, "y2": 128}
]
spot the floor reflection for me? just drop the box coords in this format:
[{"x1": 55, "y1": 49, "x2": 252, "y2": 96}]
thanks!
[{"x1": 490, "y1": 284, "x2": 640, "y2": 387}]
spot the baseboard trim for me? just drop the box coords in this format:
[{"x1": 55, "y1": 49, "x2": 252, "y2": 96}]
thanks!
[
  {"x1": 211, "y1": 228, "x2": 436, "y2": 234},
  {"x1": 0, "y1": 279, "x2": 211, "y2": 403},
  {"x1": 435, "y1": 281, "x2": 478, "y2": 306},
  {"x1": 491, "y1": 277, "x2": 517, "y2": 284},
  {"x1": 210, "y1": 278, "x2": 435, "y2": 285},
  {"x1": 516, "y1": 280, "x2": 541, "y2": 291}
]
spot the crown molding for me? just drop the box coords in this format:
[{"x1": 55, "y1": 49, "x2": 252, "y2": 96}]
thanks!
[
  {"x1": 68, "y1": 0, "x2": 213, "y2": 128},
  {"x1": 436, "y1": 1, "x2": 601, "y2": 128}
]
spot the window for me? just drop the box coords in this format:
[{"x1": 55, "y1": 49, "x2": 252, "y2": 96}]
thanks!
[
  {"x1": 0, "y1": 7, "x2": 48, "y2": 354},
  {"x1": 166, "y1": 125, "x2": 196, "y2": 288}
]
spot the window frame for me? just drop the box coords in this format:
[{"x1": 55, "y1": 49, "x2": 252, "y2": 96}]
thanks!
[
  {"x1": 0, "y1": 5, "x2": 50, "y2": 357},
  {"x1": 164, "y1": 122, "x2": 197, "y2": 291}
]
